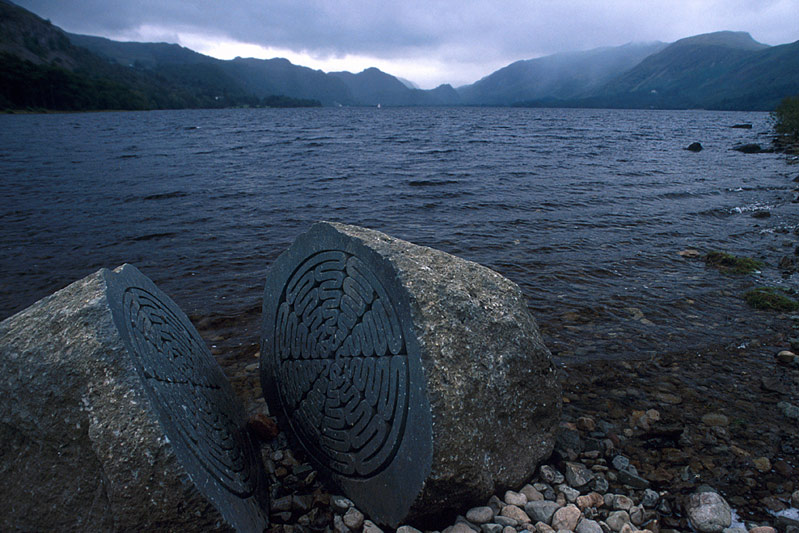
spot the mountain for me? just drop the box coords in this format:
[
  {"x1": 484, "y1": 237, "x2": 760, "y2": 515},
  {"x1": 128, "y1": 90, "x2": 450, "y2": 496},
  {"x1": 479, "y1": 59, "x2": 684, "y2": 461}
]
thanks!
[
  {"x1": 458, "y1": 41, "x2": 667, "y2": 105},
  {"x1": 571, "y1": 31, "x2": 799, "y2": 110},
  {"x1": 2, "y1": 0, "x2": 797, "y2": 111}
]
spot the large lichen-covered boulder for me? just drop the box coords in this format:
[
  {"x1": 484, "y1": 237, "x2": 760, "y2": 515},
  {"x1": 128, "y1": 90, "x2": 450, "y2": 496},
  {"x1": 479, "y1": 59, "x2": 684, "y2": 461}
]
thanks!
[
  {"x1": 260, "y1": 222, "x2": 561, "y2": 527},
  {"x1": 0, "y1": 264, "x2": 269, "y2": 532}
]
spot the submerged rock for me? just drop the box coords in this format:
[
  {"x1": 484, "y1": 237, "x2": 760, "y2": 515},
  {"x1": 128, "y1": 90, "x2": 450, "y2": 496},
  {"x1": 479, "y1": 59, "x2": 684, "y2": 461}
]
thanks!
[
  {"x1": 686, "y1": 142, "x2": 704, "y2": 152},
  {"x1": 685, "y1": 490, "x2": 732, "y2": 533}
]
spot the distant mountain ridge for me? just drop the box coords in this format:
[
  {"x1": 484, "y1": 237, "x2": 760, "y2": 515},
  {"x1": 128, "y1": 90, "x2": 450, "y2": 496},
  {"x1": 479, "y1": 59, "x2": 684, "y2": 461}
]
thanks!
[{"x1": 1, "y1": 0, "x2": 798, "y2": 111}]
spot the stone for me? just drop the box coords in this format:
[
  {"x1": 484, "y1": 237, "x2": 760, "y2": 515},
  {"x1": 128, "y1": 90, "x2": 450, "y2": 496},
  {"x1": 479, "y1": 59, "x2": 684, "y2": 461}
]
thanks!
[
  {"x1": 617, "y1": 469, "x2": 650, "y2": 489},
  {"x1": 619, "y1": 524, "x2": 637, "y2": 533},
  {"x1": 686, "y1": 142, "x2": 703, "y2": 152},
  {"x1": 481, "y1": 525, "x2": 503, "y2": 533},
  {"x1": 522, "y1": 484, "x2": 545, "y2": 502},
  {"x1": 577, "y1": 416, "x2": 597, "y2": 432},
  {"x1": 551, "y1": 504, "x2": 581, "y2": 531},
  {"x1": 702, "y1": 413, "x2": 730, "y2": 427},
  {"x1": 606, "y1": 511, "x2": 631, "y2": 532},
  {"x1": 565, "y1": 462, "x2": 595, "y2": 488},
  {"x1": 0, "y1": 265, "x2": 269, "y2": 532},
  {"x1": 576, "y1": 492, "x2": 604, "y2": 510},
  {"x1": 503, "y1": 527, "x2": 517, "y2": 533},
  {"x1": 501, "y1": 504, "x2": 531, "y2": 524},
  {"x1": 506, "y1": 490, "x2": 529, "y2": 506},
  {"x1": 363, "y1": 520, "x2": 385, "y2": 533},
  {"x1": 466, "y1": 507, "x2": 495, "y2": 525},
  {"x1": 397, "y1": 526, "x2": 424, "y2": 533},
  {"x1": 641, "y1": 489, "x2": 659, "y2": 508},
  {"x1": 343, "y1": 507, "x2": 365, "y2": 530},
  {"x1": 732, "y1": 143, "x2": 763, "y2": 153},
  {"x1": 629, "y1": 506, "x2": 645, "y2": 526},
  {"x1": 447, "y1": 523, "x2": 476, "y2": 533},
  {"x1": 332, "y1": 495, "x2": 356, "y2": 514},
  {"x1": 685, "y1": 491, "x2": 732, "y2": 533},
  {"x1": 753, "y1": 457, "x2": 771, "y2": 472},
  {"x1": 778, "y1": 401, "x2": 799, "y2": 420},
  {"x1": 540, "y1": 465, "x2": 566, "y2": 485},
  {"x1": 494, "y1": 516, "x2": 519, "y2": 527},
  {"x1": 576, "y1": 519, "x2": 604, "y2": 533},
  {"x1": 612, "y1": 456, "x2": 630, "y2": 471},
  {"x1": 335, "y1": 514, "x2": 353, "y2": 533},
  {"x1": 612, "y1": 495, "x2": 634, "y2": 511},
  {"x1": 535, "y1": 523, "x2": 557, "y2": 533},
  {"x1": 748, "y1": 527, "x2": 777, "y2": 533},
  {"x1": 557, "y1": 484, "x2": 580, "y2": 503},
  {"x1": 792, "y1": 489, "x2": 799, "y2": 508},
  {"x1": 259, "y1": 222, "x2": 561, "y2": 527},
  {"x1": 777, "y1": 351, "x2": 797, "y2": 364},
  {"x1": 525, "y1": 501, "x2": 562, "y2": 524}
]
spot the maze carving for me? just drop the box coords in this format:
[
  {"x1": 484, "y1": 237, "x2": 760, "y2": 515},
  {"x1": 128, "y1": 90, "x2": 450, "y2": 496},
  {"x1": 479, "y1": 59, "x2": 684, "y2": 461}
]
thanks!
[
  {"x1": 271, "y1": 251, "x2": 410, "y2": 478},
  {"x1": 121, "y1": 287, "x2": 258, "y2": 497}
]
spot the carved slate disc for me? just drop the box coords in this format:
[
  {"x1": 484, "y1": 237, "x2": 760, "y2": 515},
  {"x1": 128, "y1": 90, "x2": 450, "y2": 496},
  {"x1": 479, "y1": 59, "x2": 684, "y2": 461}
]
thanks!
[
  {"x1": 260, "y1": 223, "x2": 432, "y2": 526},
  {"x1": 104, "y1": 264, "x2": 269, "y2": 532}
]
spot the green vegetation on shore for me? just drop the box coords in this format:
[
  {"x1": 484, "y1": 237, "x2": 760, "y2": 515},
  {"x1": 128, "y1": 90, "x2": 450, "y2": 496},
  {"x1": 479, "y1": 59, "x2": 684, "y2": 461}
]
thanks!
[
  {"x1": 703, "y1": 251, "x2": 763, "y2": 275},
  {"x1": 773, "y1": 94, "x2": 799, "y2": 137},
  {"x1": 743, "y1": 287, "x2": 799, "y2": 312}
]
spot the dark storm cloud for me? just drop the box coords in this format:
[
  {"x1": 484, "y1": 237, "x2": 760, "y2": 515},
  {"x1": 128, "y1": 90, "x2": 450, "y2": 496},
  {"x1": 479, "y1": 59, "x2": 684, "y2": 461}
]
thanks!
[{"x1": 12, "y1": 0, "x2": 799, "y2": 87}]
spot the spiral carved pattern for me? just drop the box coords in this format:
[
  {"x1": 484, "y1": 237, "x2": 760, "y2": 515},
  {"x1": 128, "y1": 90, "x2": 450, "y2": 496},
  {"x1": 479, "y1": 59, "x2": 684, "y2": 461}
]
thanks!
[
  {"x1": 272, "y1": 251, "x2": 409, "y2": 478},
  {"x1": 121, "y1": 287, "x2": 258, "y2": 497}
]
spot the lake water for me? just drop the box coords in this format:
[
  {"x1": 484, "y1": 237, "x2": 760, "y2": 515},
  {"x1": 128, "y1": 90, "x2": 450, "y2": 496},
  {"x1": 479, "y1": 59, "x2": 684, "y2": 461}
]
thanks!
[{"x1": 1, "y1": 107, "x2": 796, "y2": 363}]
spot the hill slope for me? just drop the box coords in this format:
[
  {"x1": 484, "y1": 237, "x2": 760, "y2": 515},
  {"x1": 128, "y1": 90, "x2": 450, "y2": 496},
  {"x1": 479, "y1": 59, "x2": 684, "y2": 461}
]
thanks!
[{"x1": 458, "y1": 41, "x2": 667, "y2": 105}]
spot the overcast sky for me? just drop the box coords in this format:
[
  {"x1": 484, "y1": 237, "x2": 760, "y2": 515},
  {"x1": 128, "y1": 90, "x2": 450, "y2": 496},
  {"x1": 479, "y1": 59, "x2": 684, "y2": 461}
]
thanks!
[{"x1": 14, "y1": 0, "x2": 799, "y2": 89}]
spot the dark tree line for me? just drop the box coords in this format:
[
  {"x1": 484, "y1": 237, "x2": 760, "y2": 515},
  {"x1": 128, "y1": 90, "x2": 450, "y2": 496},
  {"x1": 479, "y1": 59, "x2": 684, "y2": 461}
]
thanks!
[{"x1": 0, "y1": 53, "x2": 321, "y2": 111}]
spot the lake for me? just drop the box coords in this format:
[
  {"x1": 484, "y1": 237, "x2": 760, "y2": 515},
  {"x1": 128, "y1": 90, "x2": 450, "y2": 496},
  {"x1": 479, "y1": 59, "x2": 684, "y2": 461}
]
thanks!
[{"x1": 1, "y1": 107, "x2": 796, "y2": 363}]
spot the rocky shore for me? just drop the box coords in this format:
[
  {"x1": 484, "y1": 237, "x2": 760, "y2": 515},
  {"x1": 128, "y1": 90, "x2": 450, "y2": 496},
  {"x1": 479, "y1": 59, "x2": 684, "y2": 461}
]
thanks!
[
  {"x1": 202, "y1": 165, "x2": 799, "y2": 533},
  {"x1": 206, "y1": 312, "x2": 798, "y2": 533}
]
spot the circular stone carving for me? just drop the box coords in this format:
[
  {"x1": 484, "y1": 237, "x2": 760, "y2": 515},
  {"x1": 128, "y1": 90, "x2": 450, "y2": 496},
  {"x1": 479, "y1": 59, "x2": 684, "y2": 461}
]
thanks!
[
  {"x1": 271, "y1": 250, "x2": 410, "y2": 478},
  {"x1": 119, "y1": 286, "x2": 258, "y2": 496}
]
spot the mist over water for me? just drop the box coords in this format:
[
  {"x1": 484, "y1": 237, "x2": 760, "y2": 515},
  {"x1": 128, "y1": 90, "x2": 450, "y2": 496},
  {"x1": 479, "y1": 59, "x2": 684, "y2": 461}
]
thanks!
[{"x1": 1, "y1": 107, "x2": 795, "y2": 362}]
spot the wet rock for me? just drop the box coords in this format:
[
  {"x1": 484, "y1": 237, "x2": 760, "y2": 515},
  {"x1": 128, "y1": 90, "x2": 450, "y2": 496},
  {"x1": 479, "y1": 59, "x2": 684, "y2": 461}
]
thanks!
[
  {"x1": 732, "y1": 143, "x2": 764, "y2": 153},
  {"x1": 259, "y1": 222, "x2": 561, "y2": 527},
  {"x1": 641, "y1": 490, "x2": 659, "y2": 509},
  {"x1": 334, "y1": 514, "x2": 352, "y2": 533},
  {"x1": 612, "y1": 456, "x2": 631, "y2": 471},
  {"x1": 753, "y1": 457, "x2": 771, "y2": 472},
  {"x1": 778, "y1": 401, "x2": 799, "y2": 420},
  {"x1": 481, "y1": 524, "x2": 503, "y2": 533},
  {"x1": 629, "y1": 505, "x2": 645, "y2": 526},
  {"x1": 701, "y1": 414, "x2": 729, "y2": 427},
  {"x1": 466, "y1": 507, "x2": 495, "y2": 525},
  {"x1": 525, "y1": 501, "x2": 562, "y2": 524},
  {"x1": 0, "y1": 266, "x2": 269, "y2": 532},
  {"x1": 686, "y1": 142, "x2": 704, "y2": 152},
  {"x1": 551, "y1": 504, "x2": 581, "y2": 531},
  {"x1": 777, "y1": 351, "x2": 797, "y2": 364},
  {"x1": 397, "y1": 526, "x2": 423, "y2": 533},
  {"x1": 685, "y1": 490, "x2": 732, "y2": 533}
]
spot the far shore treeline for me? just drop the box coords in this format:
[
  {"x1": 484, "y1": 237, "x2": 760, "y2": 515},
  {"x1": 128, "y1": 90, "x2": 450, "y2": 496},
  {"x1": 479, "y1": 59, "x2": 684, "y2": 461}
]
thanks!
[{"x1": 1, "y1": 0, "x2": 798, "y2": 112}]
